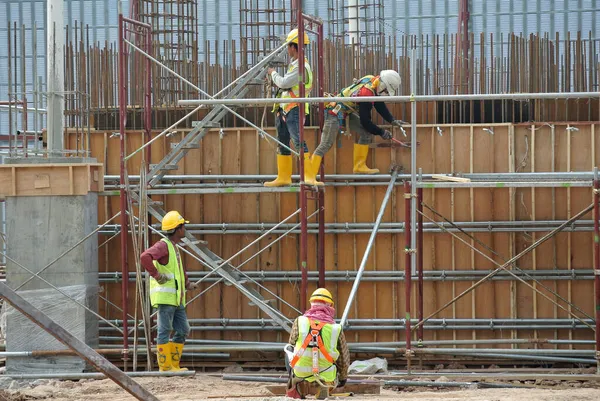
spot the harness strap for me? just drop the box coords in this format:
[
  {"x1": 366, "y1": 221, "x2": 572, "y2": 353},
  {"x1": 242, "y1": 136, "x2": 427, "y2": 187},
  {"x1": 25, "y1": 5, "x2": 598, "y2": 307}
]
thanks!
[{"x1": 290, "y1": 320, "x2": 335, "y2": 367}]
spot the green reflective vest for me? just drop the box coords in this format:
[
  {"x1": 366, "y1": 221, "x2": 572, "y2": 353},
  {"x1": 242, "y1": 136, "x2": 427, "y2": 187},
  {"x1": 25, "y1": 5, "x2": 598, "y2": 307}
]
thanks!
[
  {"x1": 274, "y1": 57, "x2": 313, "y2": 115},
  {"x1": 327, "y1": 75, "x2": 378, "y2": 117},
  {"x1": 292, "y1": 316, "x2": 342, "y2": 382},
  {"x1": 149, "y1": 238, "x2": 186, "y2": 308}
]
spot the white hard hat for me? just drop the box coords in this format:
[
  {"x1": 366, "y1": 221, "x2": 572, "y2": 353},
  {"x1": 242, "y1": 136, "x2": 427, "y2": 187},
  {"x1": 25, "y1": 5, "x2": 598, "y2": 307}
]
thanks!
[{"x1": 378, "y1": 70, "x2": 401, "y2": 96}]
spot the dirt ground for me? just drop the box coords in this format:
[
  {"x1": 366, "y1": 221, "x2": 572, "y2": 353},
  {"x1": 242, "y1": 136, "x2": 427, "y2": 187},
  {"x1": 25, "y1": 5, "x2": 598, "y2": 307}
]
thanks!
[{"x1": 1, "y1": 375, "x2": 600, "y2": 401}]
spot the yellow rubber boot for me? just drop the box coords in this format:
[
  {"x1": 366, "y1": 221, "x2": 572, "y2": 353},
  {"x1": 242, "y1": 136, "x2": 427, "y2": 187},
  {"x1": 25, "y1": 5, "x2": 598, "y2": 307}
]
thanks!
[
  {"x1": 303, "y1": 153, "x2": 318, "y2": 186},
  {"x1": 156, "y1": 343, "x2": 173, "y2": 372},
  {"x1": 353, "y1": 143, "x2": 379, "y2": 174},
  {"x1": 264, "y1": 154, "x2": 292, "y2": 187},
  {"x1": 311, "y1": 155, "x2": 324, "y2": 186},
  {"x1": 170, "y1": 342, "x2": 189, "y2": 372}
]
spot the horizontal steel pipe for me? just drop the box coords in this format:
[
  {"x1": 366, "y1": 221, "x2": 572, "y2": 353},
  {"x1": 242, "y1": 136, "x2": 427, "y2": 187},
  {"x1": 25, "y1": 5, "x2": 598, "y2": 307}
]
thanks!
[
  {"x1": 382, "y1": 380, "x2": 524, "y2": 389},
  {"x1": 102, "y1": 181, "x2": 593, "y2": 195},
  {"x1": 104, "y1": 172, "x2": 598, "y2": 183},
  {"x1": 99, "y1": 317, "x2": 595, "y2": 326},
  {"x1": 179, "y1": 91, "x2": 600, "y2": 106},
  {"x1": 4, "y1": 371, "x2": 196, "y2": 380}
]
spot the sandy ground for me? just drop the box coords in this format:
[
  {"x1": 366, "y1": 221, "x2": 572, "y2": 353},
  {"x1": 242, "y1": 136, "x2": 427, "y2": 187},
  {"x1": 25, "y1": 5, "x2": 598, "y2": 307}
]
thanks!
[{"x1": 1, "y1": 375, "x2": 600, "y2": 401}]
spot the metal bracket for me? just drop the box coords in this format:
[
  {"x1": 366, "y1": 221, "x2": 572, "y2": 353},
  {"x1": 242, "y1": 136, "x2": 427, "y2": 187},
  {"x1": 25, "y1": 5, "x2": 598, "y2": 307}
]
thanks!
[
  {"x1": 404, "y1": 248, "x2": 417, "y2": 254},
  {"x1": 593, "y1": 188, "x2": 600, "y2": 195}
]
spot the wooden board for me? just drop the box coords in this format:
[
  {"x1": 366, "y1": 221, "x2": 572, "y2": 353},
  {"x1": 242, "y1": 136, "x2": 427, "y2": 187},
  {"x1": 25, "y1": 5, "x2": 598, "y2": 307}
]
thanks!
[{"x1": 0, "y1": 163, "x2": 104, "y2": 197}]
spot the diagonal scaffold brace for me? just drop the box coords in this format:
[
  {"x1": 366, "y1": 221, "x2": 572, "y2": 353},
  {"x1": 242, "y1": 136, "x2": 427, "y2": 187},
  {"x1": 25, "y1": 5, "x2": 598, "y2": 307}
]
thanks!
[
  {"x1": 340, "y1": 166, "x2": 401, "y2": 327},
  {"x1": 412, "y1": 201, "x2": 596, "y2": 333},
  {"x1": 0, "y1": 281, "x2": 159, "y2": 401}
]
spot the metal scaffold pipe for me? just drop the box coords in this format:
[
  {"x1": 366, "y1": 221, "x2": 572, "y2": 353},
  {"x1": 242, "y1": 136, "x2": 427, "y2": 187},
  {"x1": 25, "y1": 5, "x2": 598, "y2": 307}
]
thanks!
[
  {"x1": 104, "y1": 172, "x2": 599, "y2": 182},
  {"x1": 340, "y1": 169, "x2": 400, "y2": 327},
  {"x1": 594, "y1": 167, "x2": 600, "y2": 372},
  {"x1": 178, "y1": 91, "x2": 600, "y2": 106}
]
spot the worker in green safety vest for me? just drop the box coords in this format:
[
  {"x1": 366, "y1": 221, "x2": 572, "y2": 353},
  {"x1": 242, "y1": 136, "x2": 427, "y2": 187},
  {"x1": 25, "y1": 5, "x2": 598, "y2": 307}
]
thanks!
[
  {"x1": 285, "y1": 288, "x2": 350, "y2": 399},
  {"x1": 141, "y1": 210, "x2": 199, "y2": 372},
  {"x1": 264, "y1": 28, "x2": 319, "y2": 187}
]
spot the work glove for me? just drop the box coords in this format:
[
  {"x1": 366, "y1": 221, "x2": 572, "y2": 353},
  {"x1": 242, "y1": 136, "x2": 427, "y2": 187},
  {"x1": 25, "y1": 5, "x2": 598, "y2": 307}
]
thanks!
[
  {"x1": 391, "y1": 119, "x2": 406, "y2": 127},
  {"x1": 188, "y1": 281, "x2": 200, "y2": 291},
  {"x1": 337, "y1": 379, "x2": 347, "y2": 388},
  {"x1": 155, "y1": 273, "x2": 169, "y2": 285},
  {"x1": 381, "y1": 130, "x2": 393, "y2": 140}
]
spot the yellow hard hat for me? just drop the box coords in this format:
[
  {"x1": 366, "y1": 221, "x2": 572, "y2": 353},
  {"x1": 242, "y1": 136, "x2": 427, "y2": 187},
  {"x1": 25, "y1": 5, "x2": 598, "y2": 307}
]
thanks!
[
  {"x1": 286, "y1": 28, "x2": 310, "y2": 45},
  {"x1": 310, "y1": 288, "x2": 334, "y2": 305},
  {"x1": 162, "y1": 211, "x2": 189, "y2": 231}
]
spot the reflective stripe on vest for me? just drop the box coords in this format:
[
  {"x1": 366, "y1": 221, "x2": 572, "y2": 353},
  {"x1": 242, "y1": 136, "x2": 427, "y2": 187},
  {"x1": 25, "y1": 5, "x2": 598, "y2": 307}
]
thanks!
[
  {"x1": 326, "y1": 75, "x2": 378, "y2": 116},
  {"x1": 149, "y1": 238, "x2": 186, "y2": 308},
  {"x1": 291, "y1": 316, "x2": 341, "y2": 382},
  {"x1": 276, "y1": 58, "x2": 313, "y2": 115}
]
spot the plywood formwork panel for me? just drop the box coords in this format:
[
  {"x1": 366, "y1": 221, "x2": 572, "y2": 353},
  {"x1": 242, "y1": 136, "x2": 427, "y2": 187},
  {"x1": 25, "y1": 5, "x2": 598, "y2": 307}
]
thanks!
[{"x1": 67, "y1": 122, "x2": 597, "y2": 348}]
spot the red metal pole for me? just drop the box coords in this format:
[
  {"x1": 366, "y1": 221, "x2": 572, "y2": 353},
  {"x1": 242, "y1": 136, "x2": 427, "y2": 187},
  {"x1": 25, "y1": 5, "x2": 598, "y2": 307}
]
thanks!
[
  {"x1": 316, "y1": 22, "x2": 325, "y2": 288},
  {"x1": 297, "y1": 4, "x2": 308, "y2": 312},
  {"x1": 594, "y1": 177, "x2": 600, "y2": 371},
  {"x1": 118, "y1": 14, "x2": 130, "y2": 368},
  {"x1": 417, "y1": 187, "x2": 424, "y2": 341},
  {"x1": 404, "y1": 182, "x2": 412, "y2": 365}
]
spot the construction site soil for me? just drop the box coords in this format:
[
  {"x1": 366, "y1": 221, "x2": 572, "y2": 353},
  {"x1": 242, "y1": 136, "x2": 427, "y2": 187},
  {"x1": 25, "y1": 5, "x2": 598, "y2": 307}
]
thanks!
[{"x1": 0, "y1": 375, "x2": 599, "y2": 401}]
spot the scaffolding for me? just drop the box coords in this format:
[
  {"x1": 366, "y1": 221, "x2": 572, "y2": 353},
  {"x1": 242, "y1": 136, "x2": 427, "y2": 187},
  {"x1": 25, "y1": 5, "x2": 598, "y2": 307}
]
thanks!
[{"x1": 3, "y1": 0, "x2": 600, "y2": 381}]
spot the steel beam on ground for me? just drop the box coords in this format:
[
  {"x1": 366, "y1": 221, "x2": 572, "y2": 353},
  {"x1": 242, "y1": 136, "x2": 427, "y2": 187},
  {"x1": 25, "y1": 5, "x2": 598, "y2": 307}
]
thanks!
[
  {"x1": 0, "y1": 281, "x2": 159, "y2": 401},
  {"x1": 340, "y1": 169, "x2": 400, "y2": 327}
]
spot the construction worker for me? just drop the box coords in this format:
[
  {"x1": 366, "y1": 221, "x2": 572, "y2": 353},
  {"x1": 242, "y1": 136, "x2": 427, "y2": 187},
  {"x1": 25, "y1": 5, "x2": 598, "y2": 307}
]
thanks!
[
  {"x1": 308, "y1": 70, "x2": 405, "y2": 181},
  {"x1": 284, "y1": 288, "x2": 350, "y2": 399},
  {"x1": 140, "y1": 210, "x2": 199, "y2": 372},
  {"x1": 264, "y1": 28, "x2": 319, "y2": 187}
]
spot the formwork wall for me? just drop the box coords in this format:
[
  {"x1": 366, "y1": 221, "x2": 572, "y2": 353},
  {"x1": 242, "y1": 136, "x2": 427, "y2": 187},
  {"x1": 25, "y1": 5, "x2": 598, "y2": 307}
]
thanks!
[{"x1": 69, "y1": 122, "x2": 599, "y2": 347}]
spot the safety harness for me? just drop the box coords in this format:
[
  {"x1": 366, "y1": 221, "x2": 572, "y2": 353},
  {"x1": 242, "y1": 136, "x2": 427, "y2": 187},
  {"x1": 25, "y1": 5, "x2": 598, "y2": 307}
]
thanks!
[{"x1": 290, "y1": 319, "x2": 337, "y2": 388}]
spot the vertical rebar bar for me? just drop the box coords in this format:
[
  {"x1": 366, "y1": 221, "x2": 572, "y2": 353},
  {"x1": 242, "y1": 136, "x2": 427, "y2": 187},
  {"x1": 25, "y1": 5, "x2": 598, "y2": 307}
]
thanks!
[
  {"x1": 118, "y1": 14, "x2": 130, "y2": 370},
  {"x1": 7, "y1": 22, "x2": 12, "y2": 156}
]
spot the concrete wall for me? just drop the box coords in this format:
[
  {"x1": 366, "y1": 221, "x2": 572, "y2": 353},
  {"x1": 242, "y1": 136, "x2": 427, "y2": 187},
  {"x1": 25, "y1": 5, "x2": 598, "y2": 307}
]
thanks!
[{"x1": 5, "y1": 194, "x2": 99, "y2": 373}]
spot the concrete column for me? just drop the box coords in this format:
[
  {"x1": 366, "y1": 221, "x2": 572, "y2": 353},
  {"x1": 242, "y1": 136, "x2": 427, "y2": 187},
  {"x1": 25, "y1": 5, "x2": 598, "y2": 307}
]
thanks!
[{"x1": 3, "y1": 158, "x2": 100, "y2": 374}]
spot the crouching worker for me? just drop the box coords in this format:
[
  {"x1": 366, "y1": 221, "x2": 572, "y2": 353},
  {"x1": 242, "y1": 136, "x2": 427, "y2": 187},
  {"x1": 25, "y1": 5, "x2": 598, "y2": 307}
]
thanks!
[
  {"x1": 141, "y1": 210, "x2": 199, "y2": 372},
  {"x1": 285, "y1": 288, "x2": 350, "y2": 399}
]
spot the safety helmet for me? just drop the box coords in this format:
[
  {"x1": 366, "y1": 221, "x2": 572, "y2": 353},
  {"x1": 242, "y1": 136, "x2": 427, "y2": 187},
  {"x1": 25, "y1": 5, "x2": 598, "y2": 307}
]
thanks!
[
  {"x1": 162, "y1": 211, "x2": 189, "y2": 231},
  {"x1": 378, "y1": 70, "x2": 401, "y2": 96},
  {"x1": 309, "y1": 288, "x2": 334, "y2": 305},
  {"x1": 286, "y1": 28, "x2": 310, "y2": 45}
]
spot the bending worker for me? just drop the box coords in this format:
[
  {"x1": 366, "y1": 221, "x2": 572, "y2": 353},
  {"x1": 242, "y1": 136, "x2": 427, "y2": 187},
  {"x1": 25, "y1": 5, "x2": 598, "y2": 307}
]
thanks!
[
  {"x1": 285, "y1": 288, "x2": 350, "y2": 399},
  {"x1": 308, "y1": 70, "x2": 405, "y2": 180},
  {"x1": 141, "y1": 211, "x2": 199, "y2": 372},
  {"x1": 264, "y1": 28, "x2": 319, "y2": 187}
]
